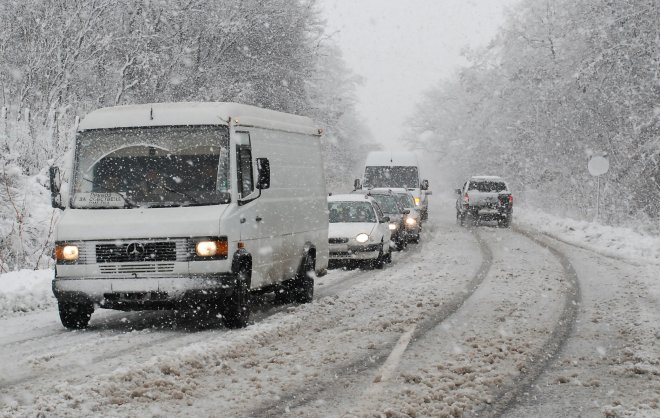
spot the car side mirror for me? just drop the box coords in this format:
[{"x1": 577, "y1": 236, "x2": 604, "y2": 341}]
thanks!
[
  {"x1": 353, "y1": 178, "x2": 361, "y2": 190},
  {"x1": 421, "y1": 179, "x2": 429, "y2": 190},
  {"x1": 425, "y1": 191, "x2": 432, "y2": 195},
  {"x1": 49, "y1": 166, "x2": 64, "y2": 209},
  {"x1": 381, "y1": 216, "x2": 390, "y2": 223},
  {"x1": 256, "y1": 158, "x2": 270, "y2": 190},
  {"x1": 455, "y1": 188, "x2": 462, "y2": 195},
  {"x1": 402, "y1": 209, "x2": 410, "y2": 214}
]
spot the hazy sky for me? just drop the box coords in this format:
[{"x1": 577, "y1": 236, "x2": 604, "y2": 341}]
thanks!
[{"x1": 319, "y1": 0, "x2": 519, "y2": 148}]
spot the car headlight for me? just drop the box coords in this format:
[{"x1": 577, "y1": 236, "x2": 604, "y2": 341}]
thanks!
[
  {"x1": 195, "y1": 239, "x2": 228, "y2": 257},
  {"x1": 405, "y1": 217, "x2": 417, "y2": 226},
  {"x1": 388, "y1": 223, "x2": 398, "y2": 230},
  {"x1": 55, "y1": 244, "x2": 79, "y2": 262},
  {"x1": 414, "y1": 197, "x2": 421, "y2": 206},
  {"x1": 355, "y1": 233, "x2": 369, "y2": 243}
]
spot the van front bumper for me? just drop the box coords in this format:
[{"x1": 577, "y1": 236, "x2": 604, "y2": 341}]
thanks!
[{"x1": 53, "y1": 274, "x2": 236, "y2": 310}]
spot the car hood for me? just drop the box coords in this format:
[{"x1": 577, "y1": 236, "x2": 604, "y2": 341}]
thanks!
[
  {"x1": 55, "y1": 205, "x2": 228, "y2": 241},
  {"x1": 328, "y1": 222, "x2": 376, "y2": 239}
]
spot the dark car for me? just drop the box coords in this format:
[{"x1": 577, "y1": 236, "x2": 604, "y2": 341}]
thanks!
[
  {"x1": 352, "y1": 189, "x2": 409, "y2": 250},
  {"x1": 456, "y1": 176, "x2": 513, "y2": 227}
]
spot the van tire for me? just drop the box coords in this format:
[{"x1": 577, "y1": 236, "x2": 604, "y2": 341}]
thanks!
[
  {"x1": 222, "y1": 269, "x2": 251, "y2": 329},
  {"x1": 291, "y1": 254, "x2": 315, "y2": 304},
  {"x1": 59, "y1": 302, "x2": 93, "y2": 329}
]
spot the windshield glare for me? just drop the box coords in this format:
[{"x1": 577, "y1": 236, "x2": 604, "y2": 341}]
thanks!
[
  {"x1": 328, "y1": 202, "x2": 376, "y2": 223},
  {"x1": 71, "y1": 126, "x2": 230, "y2": 208},
  {"x1": 364, "y1": 166, "x2": 419, "y2": 189}
]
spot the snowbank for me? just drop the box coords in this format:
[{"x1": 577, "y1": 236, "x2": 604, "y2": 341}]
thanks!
[
  {"x1": 0, "y1": 269, "x2": 55, "y2": 317},
  {"x1": 516, "y1": 206, "x2": 660, "y2": 265}
]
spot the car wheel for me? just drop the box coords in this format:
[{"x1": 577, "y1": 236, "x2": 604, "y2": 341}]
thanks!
[
  {"x1": 500, "y1": 215, "x2": 512, "y2": 228},
  {"x1": 458, "y1": 211, "x2": 467, "y2": 227},
  {"x1": 58, "y1": 302, "x2": 93, "y2": 329},
  {"x1": 374, "y1": 244, "x2": 386, "y2": 269},
  {"x1": 222, "y1": 269, "x2": 251, "y2": 329}
]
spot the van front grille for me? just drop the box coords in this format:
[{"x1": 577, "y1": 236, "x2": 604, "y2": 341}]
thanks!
[
  {"x1": 96, "y1": 241, "x2": 177, "y2": 263},
  {"x1": 99, "y1": 263, "x2": 175, "y2": 274}
]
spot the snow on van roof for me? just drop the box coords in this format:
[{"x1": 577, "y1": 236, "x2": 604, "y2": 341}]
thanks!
[
  {"x1": 364, "y1": 151, "x2": 419, "y2": 166},
  {"x1": 78, "y1": 102, "x2": 319, "y2": 135},
  {"x1": 328, "y1": 194, "x2": 373, "y2": 203}
]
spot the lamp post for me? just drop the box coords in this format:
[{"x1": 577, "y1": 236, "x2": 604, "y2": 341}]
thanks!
[{"x1": 588, "y1": 155, "x2": 609, "y2": 222}]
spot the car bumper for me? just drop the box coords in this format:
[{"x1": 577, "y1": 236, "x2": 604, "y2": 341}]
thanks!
[
  {"x1": 328, "y1": 243, "x2": 380, "y2": 261},
  {"x1": 53, "y1": 273, "x2": 236, "y2": 310}
]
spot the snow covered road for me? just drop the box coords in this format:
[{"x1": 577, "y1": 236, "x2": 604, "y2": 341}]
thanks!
[{"x1": 0, "y1": 200, "x2": 657, "y2": 417}]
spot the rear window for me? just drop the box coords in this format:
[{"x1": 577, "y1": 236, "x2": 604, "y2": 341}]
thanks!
[{"x1": 468, "y1": 181, "x2": 507, "y2": 192}]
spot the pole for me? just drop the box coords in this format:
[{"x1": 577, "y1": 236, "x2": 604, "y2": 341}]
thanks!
[{"x1": 596, "y1": 175, "x2": 600, "y2": 222}]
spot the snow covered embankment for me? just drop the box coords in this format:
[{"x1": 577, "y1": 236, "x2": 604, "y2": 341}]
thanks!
[
  {"x1": 0, "y1": 269, "x2": 55, "y2": 318},
  {"x1": 516, "y1": 207, "x2": 660, "y2": 265}
]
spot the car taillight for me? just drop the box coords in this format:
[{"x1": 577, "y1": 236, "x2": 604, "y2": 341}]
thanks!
[
  {"x1": 508, "y1": 194, "x2": 513, "y2": 205},
  {"x1": 463, "y1": 193, "x2": 469, "y2": 204}
]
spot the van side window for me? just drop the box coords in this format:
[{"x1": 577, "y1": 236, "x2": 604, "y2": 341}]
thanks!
[{"x1": 236, "y1": 132, "x2": 254, "y2": 198}]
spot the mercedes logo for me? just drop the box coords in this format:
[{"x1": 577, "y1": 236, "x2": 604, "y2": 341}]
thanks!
[{"x1": 126, "y1": 243, "x2": 145, "y2": 260}]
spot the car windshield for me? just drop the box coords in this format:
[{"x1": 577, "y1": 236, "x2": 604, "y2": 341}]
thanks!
[
  {"x1": 468, "y1": 181, "x2": 507, "y2": 193},
  {"x1": 328, "y1": 201, "x2": 376, "y2": 223},
  {"x1": 70, "y1": 126, "x2": 230, "y2": 208},
  {"x1": 394, "y1": 193, "x2": 414, "y2": 208},
  {"x1": 369, "y1": 194, "x2": 401, "y2": 214},
  {"x1": 364, "y1": 166, "x2": 419, "y2": 189}
]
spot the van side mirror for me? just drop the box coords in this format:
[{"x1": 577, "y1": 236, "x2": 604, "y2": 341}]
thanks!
[
  {"x1": 421, "y1": 179, "x2": 429, "y2": 190},
  {"x1": 425, "y1": 191, "x2": 432, "y2": 195},
  {"x1": 353, "y1": 178, "x2": 361, "y2": 190},
  {"x1": 402, "y1": 209, "x2": 410, "y2": 215},
  {"x1": 256, "y1": 158, "x2": 270, "y2": 190},
  {"x1": 49, "y1": 166, "x2": 64, "y2": 209}
]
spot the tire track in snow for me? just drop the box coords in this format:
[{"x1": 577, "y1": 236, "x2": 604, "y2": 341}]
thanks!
[
  {"x1": 483, "y1": 226, "x2": 582, "y2": 417},
  {"x1": 245, "y1": 228, "x2": 493, "y2": 417}
]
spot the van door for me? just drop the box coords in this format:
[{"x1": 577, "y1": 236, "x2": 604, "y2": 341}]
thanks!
[{"x1": 235, "y1": 131, "x2": 271, "y2": 288}]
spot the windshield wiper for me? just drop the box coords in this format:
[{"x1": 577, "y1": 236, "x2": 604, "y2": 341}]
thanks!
[
  {"x1": 142, "y1": 177, "x2": 201, "y2": 205},
  {"x1": 81, "y1": 177, "x2": 140, "y2": 208}
]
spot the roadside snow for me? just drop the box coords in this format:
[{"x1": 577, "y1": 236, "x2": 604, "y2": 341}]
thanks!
[
  {"x1": 0, "y1": 269, "x2": 55, "y2": 317},
  {"x1": 516, "y1": 206, "x2": 660, "y2": 265}
]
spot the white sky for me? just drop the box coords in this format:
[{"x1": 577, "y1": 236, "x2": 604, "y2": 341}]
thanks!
[{"x1": 318, "y1": 0, "x2": 519, "y2": 148}]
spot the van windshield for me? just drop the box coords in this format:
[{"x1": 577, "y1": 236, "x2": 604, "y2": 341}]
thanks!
[
  {"x1": 71, "y1": 126, "x2": 230, "y2": 208},
  {"x1": 364, "y1": 166, "x2": 419, "y2": 189}
]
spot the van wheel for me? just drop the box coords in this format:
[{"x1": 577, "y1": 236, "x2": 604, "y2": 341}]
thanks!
[
  {"x1": 58, "y1": 302, "x2": 93, "y2": 329},
  {"x1": 291, "y1": 254, "x2": 315, "y2": 304},
  {"x1": 222, "y1": 269, "x2": 251, "y2": 329}
]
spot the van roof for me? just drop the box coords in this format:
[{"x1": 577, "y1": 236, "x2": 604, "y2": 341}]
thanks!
[
  {"x1": 365, "y1": 151, "x2": 418, "y2": 167},
  {"x1": 328, "y1": 194, "x2": 373, "y2": 203},
  {"x1": 77, "y1": 102, "x2": 320, "y2": 135}
]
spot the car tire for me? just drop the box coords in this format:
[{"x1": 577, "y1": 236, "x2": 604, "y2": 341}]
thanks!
[
  {"x1": 58, "y1": 302, "x2": 93, "y2": 329},
  {"x1": 458, "y1": 211, "x2": 467, "y2": 227},
  {"x1": 499, "y1": 215, "x2": 512, "y2": 228},
  {"x1": 222, "y1": 269, "x2": 251, "y2": 329}
]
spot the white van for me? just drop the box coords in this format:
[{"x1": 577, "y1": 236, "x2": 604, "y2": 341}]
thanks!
[
  {"x1": 354, "y1": 151, "x2": 431, "y2": 220},
  {"x1": 49, "y1": 102, "x2": 329, "y2": 329}
]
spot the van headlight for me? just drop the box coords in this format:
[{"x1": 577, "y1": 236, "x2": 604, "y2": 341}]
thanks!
[
  {"x1": 195, "y1": 239, "x2": 228, "y2": 258},
  {"x1": 355, "y1": 233, "x2": 369, "y2": 243},
  {"x1": 405, "y1": 217, "x2": 417, "y2": 226},
  {"x1": 55, "y1": 244, "x2": 79, "y2": 262}
]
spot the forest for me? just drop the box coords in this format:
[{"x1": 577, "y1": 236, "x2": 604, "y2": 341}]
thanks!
[
  {"x1": 411, "y1": 0, "x2": 658, "y2": 231},
  {"x1": 0, "y1": 0, "x2": 370, "y2": 271}
]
